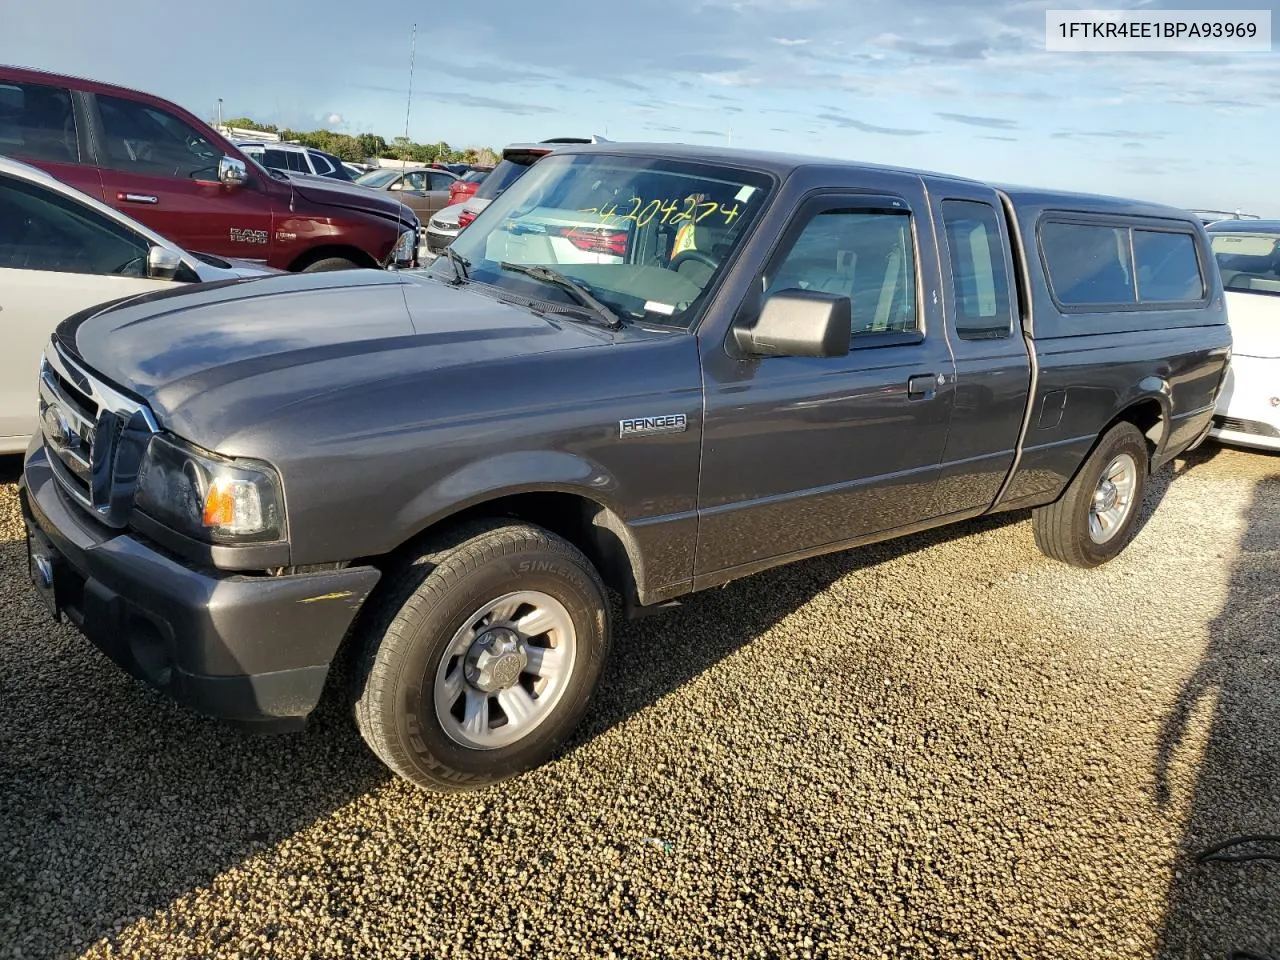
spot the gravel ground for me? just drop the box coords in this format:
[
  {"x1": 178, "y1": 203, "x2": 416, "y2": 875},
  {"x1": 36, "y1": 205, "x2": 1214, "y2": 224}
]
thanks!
[{"x1": 0, "y1": 445, "x2": 1277, "y2": 960}]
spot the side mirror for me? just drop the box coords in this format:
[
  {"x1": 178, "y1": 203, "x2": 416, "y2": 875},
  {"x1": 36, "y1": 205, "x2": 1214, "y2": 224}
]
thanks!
[
  {"x1": 734, "y1": 289, "x2": 852, "y2": 358},
  {"x1": 218, "y1": 155, "x2": 248, "y2": 187},
  {"x1": 147, "y1": 245, "x2": 183, "y2": 280}
]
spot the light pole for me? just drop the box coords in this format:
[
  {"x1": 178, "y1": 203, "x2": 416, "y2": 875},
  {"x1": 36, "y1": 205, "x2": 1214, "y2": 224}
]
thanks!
[
  {"x1": 403, "y1": 23, "x2": 417, "y2": 171},
  {"x1": 216, "y1": 98, "x2": 223, "y2": 132}
]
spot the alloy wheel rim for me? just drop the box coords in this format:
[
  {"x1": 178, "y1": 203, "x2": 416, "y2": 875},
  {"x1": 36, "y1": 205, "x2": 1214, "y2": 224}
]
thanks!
[
  {"x1": 1088, "y1": 453, "x2": 1138, "y2": 544},
  {"x1": 433, "y1": 590, "x2": 577, "y2": 750}
]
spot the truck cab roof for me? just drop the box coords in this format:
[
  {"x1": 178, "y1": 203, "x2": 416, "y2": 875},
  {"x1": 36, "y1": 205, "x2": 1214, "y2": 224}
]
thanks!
[{"x1": 543, "y1": 141, "x2": 1202, "y2": 224}]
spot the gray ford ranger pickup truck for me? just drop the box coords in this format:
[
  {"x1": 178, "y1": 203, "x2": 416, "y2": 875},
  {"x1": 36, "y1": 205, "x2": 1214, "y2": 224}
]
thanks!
[{"x1": 20, "y1": 143, "x2": 1231, "y2": 792}]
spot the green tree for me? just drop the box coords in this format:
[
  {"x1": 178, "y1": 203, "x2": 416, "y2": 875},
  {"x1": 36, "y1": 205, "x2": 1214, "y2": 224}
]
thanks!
[
  {"x1": 223, "y1": 116, "x2": 278, "y2": 134},
  {"x1": 322, "y1": 134, "x2": 363, "y2": 162},
  {"x1": 356, "y1": 133, "x2": 388, "y2": 160},
  {"x1": 221, "y1": 118, "x2": 481, "y2": 166}
]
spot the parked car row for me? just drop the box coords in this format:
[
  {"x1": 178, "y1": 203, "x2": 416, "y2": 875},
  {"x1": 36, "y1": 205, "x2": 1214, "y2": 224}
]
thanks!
[
  {"x1": 422, "y1": 138, "x2": 606, "y2": 261},
  {"x1": 0, "y1": 65, "x2": 421, "y2": 275}
]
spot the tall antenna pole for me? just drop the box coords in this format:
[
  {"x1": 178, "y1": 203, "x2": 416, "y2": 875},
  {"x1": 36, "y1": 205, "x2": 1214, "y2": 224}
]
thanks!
[{"x1": 403, "y1": 23, "x2": 417, "y2": 172}]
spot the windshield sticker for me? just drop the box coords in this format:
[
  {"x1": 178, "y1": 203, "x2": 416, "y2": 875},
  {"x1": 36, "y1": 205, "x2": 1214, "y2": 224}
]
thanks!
[
  {"x1": 579, "y1": 195, "x2": 745, "y2": 229},
  {"x1": 734, "y1": 185, "x2": 757, "y2": 203},
  {"x1": 644, "y1": 301, "x2": 676, "y2": 316}
]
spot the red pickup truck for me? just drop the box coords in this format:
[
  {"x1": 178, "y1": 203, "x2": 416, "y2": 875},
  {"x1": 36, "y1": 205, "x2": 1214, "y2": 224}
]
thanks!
[{"x1": 0, "y1": 65, "x2": 420, "y2": 272}]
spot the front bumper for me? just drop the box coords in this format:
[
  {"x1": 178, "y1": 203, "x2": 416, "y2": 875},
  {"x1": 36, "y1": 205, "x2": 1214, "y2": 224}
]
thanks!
[
  {"x1": 425, "y1": 227, "x2": 459, "y2": 256},
  {"x1": 20, "y1": 445, "x2": 382, "y2": 730}
]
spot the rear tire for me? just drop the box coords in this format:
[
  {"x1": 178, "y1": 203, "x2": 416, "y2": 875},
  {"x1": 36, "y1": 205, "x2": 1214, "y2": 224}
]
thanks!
[
  {"x1": 1032, "y1": 421, "x2": 1150, "y2": 568},
  {"x1": 354, "y1": 520, "x2": 610, "y2": 792},
  {"x1": 301, "y1": 256, "x2": 361, "y2": 272}
]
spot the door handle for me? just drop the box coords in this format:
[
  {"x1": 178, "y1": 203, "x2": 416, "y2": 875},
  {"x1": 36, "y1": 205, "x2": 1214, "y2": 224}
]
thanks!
[
  {"x1": 117, "y1": 193, "x2": 158, "y2": 204},
  {"x1": 907, "y1": 373, "x2": 938, "y2": 400}
]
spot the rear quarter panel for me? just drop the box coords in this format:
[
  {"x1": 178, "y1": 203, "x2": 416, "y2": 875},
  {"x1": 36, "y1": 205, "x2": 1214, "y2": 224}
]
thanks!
[{"x1": 995, "y1": 194, "x2": 1230, "y2": 509}]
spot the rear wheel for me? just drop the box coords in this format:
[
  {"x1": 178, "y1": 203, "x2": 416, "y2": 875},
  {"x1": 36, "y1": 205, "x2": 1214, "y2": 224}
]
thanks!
[
  {"x1": 354, "y1": 521, "x2": 610, "y2": 792},
  {"x1": 301, "y1": 256, "x2": 362, "y2": 272},
  {"x1": 1032, "y1": 421, "x2": 1149, "y2": 568}
]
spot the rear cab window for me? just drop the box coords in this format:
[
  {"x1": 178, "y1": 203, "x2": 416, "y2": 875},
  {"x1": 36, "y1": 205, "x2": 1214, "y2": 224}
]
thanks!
[
  {"x1": 0, "y1": 80, "x2": 79, "y2": 164},
  {"x1": 1039, "y1": 217, "x2": 1206, "y2": 309}
]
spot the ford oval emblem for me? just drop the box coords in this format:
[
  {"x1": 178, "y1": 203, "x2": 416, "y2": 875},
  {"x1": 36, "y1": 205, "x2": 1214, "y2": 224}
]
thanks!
[{"x1": 41, "y1": 403, "x2": 77, "y2": 447}]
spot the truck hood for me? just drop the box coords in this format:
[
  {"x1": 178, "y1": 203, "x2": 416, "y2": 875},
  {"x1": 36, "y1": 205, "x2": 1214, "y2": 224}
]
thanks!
[
  {"x1": 283, "y1": 172, "x2": 417, "y2": 226},
  {"x1": 56, "y1": 271, "x2": 606, "y2": 451},
  {"x1": 1225, "y1": 290, "x2": 1280, "y2": 358}
]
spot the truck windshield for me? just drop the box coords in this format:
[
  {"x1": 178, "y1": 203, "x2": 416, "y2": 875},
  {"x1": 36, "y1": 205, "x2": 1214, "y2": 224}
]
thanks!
[
  {"x1": 430, "y1": 153, "x2": 773, "y2": 328},
  {"x1": 1211, "y1": 232, "x2": 1280, "y2": 296}
]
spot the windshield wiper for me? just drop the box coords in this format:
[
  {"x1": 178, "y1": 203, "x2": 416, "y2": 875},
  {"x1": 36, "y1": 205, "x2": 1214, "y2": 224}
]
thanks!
[
  {"x1": 498, "y1": 261, "x2": 622, "y2": 330},
  {"x1": 442, "y1": 246, "x2": 471, "y2": 284}
]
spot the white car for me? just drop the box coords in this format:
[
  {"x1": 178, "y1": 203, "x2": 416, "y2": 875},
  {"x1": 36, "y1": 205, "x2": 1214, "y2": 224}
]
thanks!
[
  {"x1": 1206, "y1": 221, "x2": 1280, "y2": 452},
  {"x1": 0, "y1": 155, "x2": 277, "y2": 454},
  {"x1": 233, "y1": 140, "x2": 355, "y2": 182}
]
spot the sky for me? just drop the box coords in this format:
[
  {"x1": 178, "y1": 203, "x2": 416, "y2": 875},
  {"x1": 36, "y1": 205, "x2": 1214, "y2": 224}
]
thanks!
[{"x1": 3, "y1": 0, "x2": 1277, "y2": 214}]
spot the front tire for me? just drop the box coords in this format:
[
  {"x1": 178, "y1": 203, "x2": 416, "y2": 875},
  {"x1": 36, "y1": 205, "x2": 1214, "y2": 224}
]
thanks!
[
  {"x1": 1032, "y1": 421, "x2": 1150, "y2": 568},
  {"x1": 300, "y1": 256, "x2": 361, "y2": 272},
  {"x1": 354, "y1": 521, "x2": 610, "y2": 792}
]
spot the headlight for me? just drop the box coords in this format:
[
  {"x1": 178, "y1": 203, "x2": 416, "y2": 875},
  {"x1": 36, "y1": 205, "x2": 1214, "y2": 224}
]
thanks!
[
  {"x1": 134, "y1": 434, "x2": 285, "y2": 544},
  {"x1": 389, "y1": 227, "x2": 416, "y2": 268}
]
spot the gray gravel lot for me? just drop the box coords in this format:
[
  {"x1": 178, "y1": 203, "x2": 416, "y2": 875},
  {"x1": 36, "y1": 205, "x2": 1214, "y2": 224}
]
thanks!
[{"x1": 1, "y1": 446, "x2": 1277, "y2": 960}]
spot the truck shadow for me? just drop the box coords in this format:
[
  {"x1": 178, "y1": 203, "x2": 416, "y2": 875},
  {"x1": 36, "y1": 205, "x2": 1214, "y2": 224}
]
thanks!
[
  {"x1": 0, "y1": 454, "x2": 22, "y2": 485},
  {"x1": 1155, "y1": 459, "x2": 1280, "y2": 958},
  {"x1": 0, "y1": 450, "x2": 1212, "y2": 957},
  {"x1": 574, "y1": 445, "x2": 1194, "y2": 754}
]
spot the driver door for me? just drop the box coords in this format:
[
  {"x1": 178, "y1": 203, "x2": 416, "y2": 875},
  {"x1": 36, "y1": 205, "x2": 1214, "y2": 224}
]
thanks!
[
  {"x1": 0, "y1": 171, "x2": 179, "y2": 447},
  {"x1": 88, "y1": 92, "x2": 274, "y2": 261}
]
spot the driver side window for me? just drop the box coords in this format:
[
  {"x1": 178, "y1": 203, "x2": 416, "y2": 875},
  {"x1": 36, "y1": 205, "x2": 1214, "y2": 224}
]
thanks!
[
  {"x1": 0, "y1": 173, "x2": 150, "y2": 275},
  {"x1": 96, "y1": 94, "x2": 222, "y2": 181},
  {"x1": 766, "y1": 207, "x2": 919, "y2": 339}
]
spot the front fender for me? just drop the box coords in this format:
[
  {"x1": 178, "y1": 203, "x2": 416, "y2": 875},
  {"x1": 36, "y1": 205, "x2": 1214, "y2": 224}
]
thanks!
[{"x1": 397, "y1": 450, "x2": 621, "y2": 531}]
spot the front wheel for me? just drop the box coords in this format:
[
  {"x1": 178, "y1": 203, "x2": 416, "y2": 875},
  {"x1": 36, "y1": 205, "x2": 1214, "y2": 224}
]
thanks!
[
  {"x1": 1032, "y1": 420, "x2": 1150, "y2": 568},
  {"x1": 300, "y1": 256, "x2": 361, "y2": 272},
  {"x1": 354, "y1": 521, "x2": 610, "y2": 792}
]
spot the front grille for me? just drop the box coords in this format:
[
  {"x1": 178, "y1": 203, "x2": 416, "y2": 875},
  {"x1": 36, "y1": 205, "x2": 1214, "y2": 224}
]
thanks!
[
  {"x1": 1214, "y1": 416, "x2": 1280, "y2": 439},
  {"x1": 38, "y1": 343, "x2": 158, "y2": 528},
  {"x1": 427, "y1": 233, "x2": 455, "y2": 254}
]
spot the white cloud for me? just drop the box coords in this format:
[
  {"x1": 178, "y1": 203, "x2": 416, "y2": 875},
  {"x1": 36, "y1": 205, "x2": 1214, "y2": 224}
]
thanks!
[
  {"x1": 326, "y1": 112, "x2": 344, "y2": 125},
  {"x1": 770, "y1": 37, "x2": 813, "y2": 46}
]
